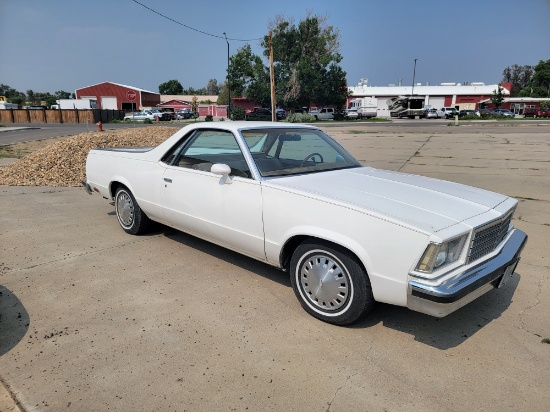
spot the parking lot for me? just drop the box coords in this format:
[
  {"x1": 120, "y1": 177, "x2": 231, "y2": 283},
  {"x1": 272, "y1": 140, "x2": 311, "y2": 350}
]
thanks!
[{"x1": 1, "y1": 122, "x2": 549, "y2": 411}]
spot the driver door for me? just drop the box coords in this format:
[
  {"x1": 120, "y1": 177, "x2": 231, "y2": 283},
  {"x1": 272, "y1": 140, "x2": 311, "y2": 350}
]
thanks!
[{"x1": 161, "y1": 129, "x2": 265, "y2": 261}]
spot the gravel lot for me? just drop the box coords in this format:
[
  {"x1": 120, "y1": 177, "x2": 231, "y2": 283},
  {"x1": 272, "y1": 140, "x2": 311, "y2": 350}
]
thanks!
[{"x1": 0, "y1": 126, "x2": 176, "y2": 186}]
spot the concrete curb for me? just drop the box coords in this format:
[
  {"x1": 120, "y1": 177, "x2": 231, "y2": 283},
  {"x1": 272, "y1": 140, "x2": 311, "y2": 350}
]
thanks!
[{"x1": 0, "y1": 127, "x2": 40, "y2": 133}]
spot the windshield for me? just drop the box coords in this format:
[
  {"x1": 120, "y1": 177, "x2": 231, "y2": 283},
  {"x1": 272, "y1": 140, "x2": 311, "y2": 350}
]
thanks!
[{"x1": 240, "y1": 127, "x2": 361, "y2": 177}]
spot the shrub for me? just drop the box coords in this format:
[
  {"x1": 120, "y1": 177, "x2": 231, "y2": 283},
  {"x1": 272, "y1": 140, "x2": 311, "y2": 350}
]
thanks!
[
  {"x1": 231, "y1": 107, "x2": 246, "y2": 121},
  {"x1": 144, "y1": 118, "x2": 153, "y2": 124},
  {"x1": 205, "y1": 115, "x2": 213, "y2": 122},
  {"x1": 286, "y1": 113, "x2": 316, "y2": 123}
]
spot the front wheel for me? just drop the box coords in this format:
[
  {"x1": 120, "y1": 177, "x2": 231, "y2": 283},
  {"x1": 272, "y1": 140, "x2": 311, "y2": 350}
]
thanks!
[
  {"x1": 115, "y1": 186, "x2": 150, "y2": 235},
  {"x1": 290, "y1": 240, "x2": 374, "y2": 326}
]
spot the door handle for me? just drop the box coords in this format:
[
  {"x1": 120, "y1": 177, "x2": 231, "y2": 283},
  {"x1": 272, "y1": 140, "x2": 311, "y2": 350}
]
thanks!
[{"x1": 164, "y1": 178, "x2": 172, "y2": 183}]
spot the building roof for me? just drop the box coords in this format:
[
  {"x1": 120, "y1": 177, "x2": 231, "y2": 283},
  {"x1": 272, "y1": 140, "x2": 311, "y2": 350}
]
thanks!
[
  {"x1": 160, "y1": 94, "x2": 218, "y2": 103},
  {"x1": 156, "y1": 99, "x2": 192, "y2": 107},
  {"x1": 349, "y1": 83, "x2": 510, "y2": 97},
  {"x1": 478, "y1": 97, "x2": 550, "y2": 104},
  {"x1": 76, "y1": 81, "x2": 159, "y2": 95}
]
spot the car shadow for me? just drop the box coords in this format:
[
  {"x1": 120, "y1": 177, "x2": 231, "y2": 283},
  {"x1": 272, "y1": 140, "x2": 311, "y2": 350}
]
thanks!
[
  {"x1": 148, "y1": 224, "x2": 520, "y2": 350},
  {"x1": 353, "y1": 274, "x2": 521, "y2": 350},
  {"x1": 0, "y1": 286, "x2": 30, "y2": 356},
  {"x1": 159, "y1": 225, "x2": 290, "y2": 288}
]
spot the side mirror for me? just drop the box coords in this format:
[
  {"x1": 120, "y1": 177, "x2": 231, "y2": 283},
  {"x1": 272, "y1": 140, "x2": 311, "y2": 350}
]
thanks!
[{"x1": 210, "y1": 163, "x2": 232, "y2": 184}]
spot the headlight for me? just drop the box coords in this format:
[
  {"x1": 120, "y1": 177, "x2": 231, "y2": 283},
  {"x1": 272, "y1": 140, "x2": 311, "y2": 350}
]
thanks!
[{"x1": 416, "y1": 234, "x2": 468, "y2": 274}]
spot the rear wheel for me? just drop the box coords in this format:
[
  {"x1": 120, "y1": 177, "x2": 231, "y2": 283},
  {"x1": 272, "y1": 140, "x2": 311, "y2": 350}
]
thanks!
[
  {"x1": 290, "y1": 240, "x2": 374, "y2": 326},
  {"x1": 114, "y1": 186, "x2": 150, "y2": 235}
]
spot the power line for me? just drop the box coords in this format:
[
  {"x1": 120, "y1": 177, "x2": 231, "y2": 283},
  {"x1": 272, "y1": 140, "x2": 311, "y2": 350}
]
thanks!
[{"x1": 132, "y1": 0, "x2": 262, "y2": 42}]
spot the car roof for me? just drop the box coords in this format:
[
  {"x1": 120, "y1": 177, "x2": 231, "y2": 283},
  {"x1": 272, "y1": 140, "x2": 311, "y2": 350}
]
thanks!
[{"x1": 183, "y1": 121, "x2": 319, "y2": 133}]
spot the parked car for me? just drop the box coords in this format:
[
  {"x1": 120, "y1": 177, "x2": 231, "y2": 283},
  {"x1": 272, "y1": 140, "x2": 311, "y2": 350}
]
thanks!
[
  {"x1": 148, "y1": 109, "x2": 166, "y2": 119},
  {"x1": 458, "y1": 110, "x2": 477, "y2": 117},
  {"x1": 491, "y1": 108, "x2": 515, "y2": 118},
  {"x1": 276, "y1": 109, "x2": 287, "y2": 119},
  {"x1": 523, "y1": 107, "x2": 548, "y2": 118},
  {"x1": 344, "y1": 108, "x2": 359, "y2": 119},
  {"x1": 123, "y1": 110, "x2": 157, "y2": 122},
  {"x1": 164, "y1": 111, "x2": 177, "y2": 120},
  {"x1": 309, "y1": 108, "x2": 335, "y2": 120},
  {"x1": 83, "y1": 122, "x2": 527, "y2": 326},
  {"x1": 176, "y1": 108, "x2": 199, "y2": 120},
  {"x1": 441, "y1": 107, "x2": 459, "y2": 119},
  {"x1": 246, "y1": 108, "x2": 285, "y2": 121},
  {"x1": 161, "y1": 112, "x2": 175, "y2": 121},
  {"x1": 476, "y1": 108, "x2": 492, "y2": 117},
  {"x1": 424, "y1": 108, "x2": 440, "y2": 119}
]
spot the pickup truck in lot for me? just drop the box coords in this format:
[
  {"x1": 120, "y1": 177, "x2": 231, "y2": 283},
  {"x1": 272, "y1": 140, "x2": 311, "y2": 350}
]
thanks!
[
  {"x1": 83, "y1": 122, "x2": 527, "y2": 326},
  {"x1": 308, "y1": 107, "x2": 334, "y2": 120},
  {"x1": 441, "y1": 107, "x2": 459, "y2": 119}
]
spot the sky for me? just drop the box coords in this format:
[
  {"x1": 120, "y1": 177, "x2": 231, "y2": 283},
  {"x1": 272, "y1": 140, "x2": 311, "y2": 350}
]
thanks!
[{"x1": 1, "y1": 0, "x2": 549, "y2": 95}]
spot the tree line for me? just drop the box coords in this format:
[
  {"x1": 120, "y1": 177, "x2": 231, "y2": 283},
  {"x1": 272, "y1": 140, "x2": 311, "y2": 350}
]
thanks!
[
  {"x1": 502, "y1": 59, "x2": 550, "y2": 97},
  {"x1": 0, "y1": 84, "x2": 74, "y2": 107}
]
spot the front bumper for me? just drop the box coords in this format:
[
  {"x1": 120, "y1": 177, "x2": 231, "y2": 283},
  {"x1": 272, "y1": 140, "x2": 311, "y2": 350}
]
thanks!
[{"x1": 407, "y1": 229, "x2": 527, "y2": 317}]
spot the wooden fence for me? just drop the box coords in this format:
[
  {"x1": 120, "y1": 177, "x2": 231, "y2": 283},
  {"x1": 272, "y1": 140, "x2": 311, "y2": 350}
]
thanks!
[{"x1": 0, "y1": 109, "x2": 126, "y2": 124}]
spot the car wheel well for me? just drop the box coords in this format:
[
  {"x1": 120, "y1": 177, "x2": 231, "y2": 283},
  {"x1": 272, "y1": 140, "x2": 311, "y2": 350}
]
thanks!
[
  {"x1": 281, "y1": 236, "x2": 368, "y2": 274},
  {"x1": 109, "y1": 181, "x2": 125, "y2": 199}
]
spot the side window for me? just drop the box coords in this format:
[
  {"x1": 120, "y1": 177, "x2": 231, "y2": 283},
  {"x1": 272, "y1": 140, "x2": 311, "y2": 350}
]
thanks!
[{"x1": 174, "y1": 130, "x2": 251, "y2": 178}]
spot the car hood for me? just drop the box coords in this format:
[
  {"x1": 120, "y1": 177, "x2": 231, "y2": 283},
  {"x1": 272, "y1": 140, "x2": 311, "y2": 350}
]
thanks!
[{"x1": 264, "y1": 167, "x2": 509, "y2": 233}]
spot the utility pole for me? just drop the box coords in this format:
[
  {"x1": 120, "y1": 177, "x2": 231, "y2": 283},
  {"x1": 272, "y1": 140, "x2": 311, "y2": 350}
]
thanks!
[
  {"x1": 223, "y1": 32, "x2": 231, "y2": 120},
  {"x1": 269, "y1": 30, "x2": 277, "y2": 122}
]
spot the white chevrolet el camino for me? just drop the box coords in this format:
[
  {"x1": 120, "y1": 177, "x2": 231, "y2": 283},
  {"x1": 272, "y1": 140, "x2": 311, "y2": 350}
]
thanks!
[{"x1": 84, "y1": 122, "x2": 527, "y2": 325}]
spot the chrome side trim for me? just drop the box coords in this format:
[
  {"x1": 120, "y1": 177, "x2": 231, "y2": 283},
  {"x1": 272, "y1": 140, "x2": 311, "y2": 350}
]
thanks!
[{"x1": 407, "y1": 229, "x2": 527, "y2": 317}]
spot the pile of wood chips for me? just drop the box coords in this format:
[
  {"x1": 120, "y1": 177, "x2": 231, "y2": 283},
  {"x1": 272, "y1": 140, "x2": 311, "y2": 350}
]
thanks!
[{"x1": 0, "y1": 126, "x2": 177, "y2": 187}]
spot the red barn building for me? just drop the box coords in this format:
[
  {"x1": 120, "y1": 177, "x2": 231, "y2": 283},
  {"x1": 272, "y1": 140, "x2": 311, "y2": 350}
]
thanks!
[{"x1": 75, "y1": 82, "x2": 160, "y2": 111}]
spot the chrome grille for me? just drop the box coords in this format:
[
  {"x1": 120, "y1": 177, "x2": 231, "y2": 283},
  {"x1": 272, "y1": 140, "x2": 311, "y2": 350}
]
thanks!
[{"x1": 467, "y1": 210, "x2": 514, "y2": 263}]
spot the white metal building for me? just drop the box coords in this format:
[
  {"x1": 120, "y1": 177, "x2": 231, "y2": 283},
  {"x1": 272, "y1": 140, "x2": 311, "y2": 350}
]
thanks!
[{"x1": 348, "y1": 80, "x2": 511, "y2": 117}]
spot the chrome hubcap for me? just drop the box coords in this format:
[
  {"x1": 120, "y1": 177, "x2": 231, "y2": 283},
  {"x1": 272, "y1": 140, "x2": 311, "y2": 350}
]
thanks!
[
  {"x1": 116, "y1": 192, "x2": 134, "y2": 227},
  {"x1": 299, "y1": 254, "x2": 349, "y2": 311}
]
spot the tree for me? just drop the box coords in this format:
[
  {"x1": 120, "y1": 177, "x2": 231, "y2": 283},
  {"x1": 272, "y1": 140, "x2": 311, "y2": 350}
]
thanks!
[
  {"x1": 491, "y1": 85, "x2": 505, "y2": 107},
  {"x1": 191, "y1": 95, "x2": 198, "y2": 112},
  {"x1": 262, "y1": 14, "x2": 349, "y2": 109},
  {"x1": 26, "y1": 89, "x2": 36, "y2": 105},
  {"x1": 216, "y1": 82, "x2": 229, "y2": 105},
  {"x1": 55, "y1": 90, "x2": 73, "y2": 99},
  {"x1": 206, "y1": 79, "x2": 219, "y2": 95},
  {"x1": 227, "y1": 44, "x2": 270, "y2": 107},
  {"x1": 44, "y1": 95, "x2": 57, "y2": 106},
  {"x1": 159, "y1": 79, "x2": 183, "y2": 95},
  {"x1": 501, "y1": 64, "x2": 533, "y2": 97},
  {"x1": 519, "y1": 59, "x2": 550, "y2": 97},
  {"x1": 183, "y1": 86, "x2": 206, "y2": 95},
  {"x1": 0, "y1": 84, "x2": 26, "y2": 104}
]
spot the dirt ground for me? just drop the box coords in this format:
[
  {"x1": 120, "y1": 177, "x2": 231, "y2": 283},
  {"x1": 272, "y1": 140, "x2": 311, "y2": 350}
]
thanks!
[{"x1": 0, "y1": 136, "x2": 68, "y2": 158}]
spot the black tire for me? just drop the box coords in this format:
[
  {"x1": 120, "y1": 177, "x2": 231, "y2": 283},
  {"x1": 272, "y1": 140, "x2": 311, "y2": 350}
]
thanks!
[
  {"x1": 114, "y1": 186, "x2": 150, "y2": 235},
  {"x1": 290, "y1": 240, "x2": 374, "y2": 326}
]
